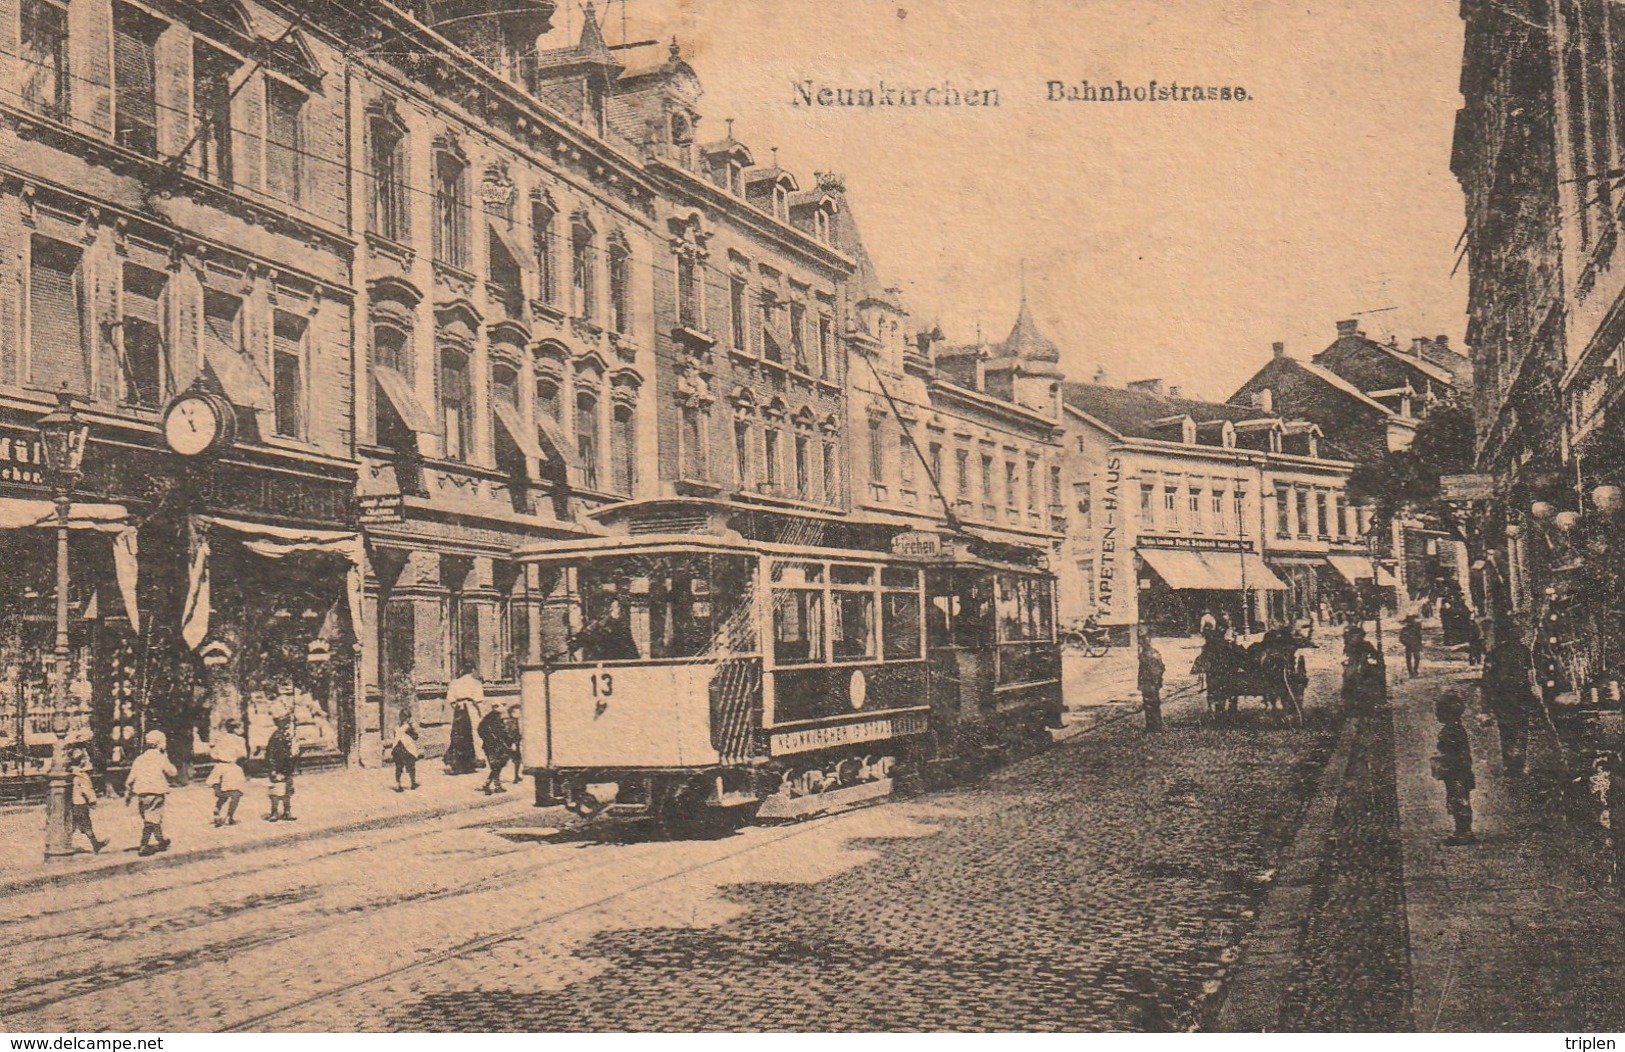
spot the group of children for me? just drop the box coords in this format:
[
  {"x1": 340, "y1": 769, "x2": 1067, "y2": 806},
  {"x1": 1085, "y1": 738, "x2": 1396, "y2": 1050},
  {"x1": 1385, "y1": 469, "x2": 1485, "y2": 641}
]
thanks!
[{"x1": 63, "y1": 712, "x2": 300, "y2": 858}]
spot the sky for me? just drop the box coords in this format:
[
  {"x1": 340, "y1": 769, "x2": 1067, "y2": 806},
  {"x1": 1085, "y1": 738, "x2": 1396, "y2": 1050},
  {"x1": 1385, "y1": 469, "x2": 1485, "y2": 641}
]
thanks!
[{"x1": 544, "y1": 0, "x2": 1470, "y2": 402}]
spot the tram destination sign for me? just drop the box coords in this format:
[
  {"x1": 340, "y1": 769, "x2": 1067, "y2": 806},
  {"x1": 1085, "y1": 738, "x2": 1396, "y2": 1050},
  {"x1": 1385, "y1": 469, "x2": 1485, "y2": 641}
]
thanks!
[{"x1": 771, "y1": 711, "x2": 930, "y2": 755}]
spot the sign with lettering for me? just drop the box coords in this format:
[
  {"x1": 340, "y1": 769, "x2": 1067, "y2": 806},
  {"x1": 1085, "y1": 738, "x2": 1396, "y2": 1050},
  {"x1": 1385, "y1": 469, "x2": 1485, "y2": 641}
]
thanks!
[
  {"x1": 1139, "y1": 535, "x2": 1256, "y2": 553},
  {"x1": 0, "y1": 427, "x2": 46, "y2": 489},
  {"x1": 770, "y1": 710, "x2": 929, "y2": 755},
  {"x1": 1098, "y1": 456, "x2": 1121, "y2": 619},
  {"x1": 359, "y1": 494, "x2": 406, "y2": 525},
  {"x1": 1439, "y1": 474, "x2": 1497, "y2": 502},
  {"x1": 890, "y1": 530, "x2": 943, "y2": 558}
]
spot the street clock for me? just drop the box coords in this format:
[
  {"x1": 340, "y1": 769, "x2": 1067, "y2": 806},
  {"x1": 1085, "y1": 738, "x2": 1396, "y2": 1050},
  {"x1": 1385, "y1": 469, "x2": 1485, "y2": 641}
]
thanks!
[{"x1": 163, "y1": 389, "x2": 235, "y2": 456}]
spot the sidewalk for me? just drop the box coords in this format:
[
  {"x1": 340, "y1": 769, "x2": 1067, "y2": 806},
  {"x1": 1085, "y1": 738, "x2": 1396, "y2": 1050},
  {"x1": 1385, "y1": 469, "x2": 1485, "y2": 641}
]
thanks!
[
  {"x1": 1392, "y1": 653, "x2": 1625, "y2": 1030},
  {"x1": 0, "y1": 761, "x2": 536, "y2": 893}
]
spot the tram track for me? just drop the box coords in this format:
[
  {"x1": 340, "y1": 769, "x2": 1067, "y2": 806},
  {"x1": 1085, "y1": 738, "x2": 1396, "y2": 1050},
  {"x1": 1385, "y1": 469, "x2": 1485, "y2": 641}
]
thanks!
[{"x1": 3, "y1": 699, "x2": 1153, "y2": 1031}]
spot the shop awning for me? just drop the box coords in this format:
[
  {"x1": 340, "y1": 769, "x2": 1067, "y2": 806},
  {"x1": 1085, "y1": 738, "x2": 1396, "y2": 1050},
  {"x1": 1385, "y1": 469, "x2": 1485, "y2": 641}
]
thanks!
[
  {"x1": 204, "y1": 344, "x2": 274, "y2": 413},
  {"x1": 1325, "y1": 554, "x2": 1400, "y2": 588},
  {"x1": 1205, "y1": 551, "x2": 1288, "y2": 592},
  {"x1": 0, "y1": 497, "x2": 140, "y2": 632},
  {"x1": 374, "y1": 365, "x2": 438, "y2": 435},
  {"x1": 1326, "y1": 554, "x2": 1373, "y2": 585},
  {"x1": 183, "y1": 515, "x2": 363, "y2": 651},
  {"x1": 494, "y1": 400, "x2": 547, "y2": 462},
  {"x1": 1139, "y1": 548, "x2": 1219, "y2": 590}
]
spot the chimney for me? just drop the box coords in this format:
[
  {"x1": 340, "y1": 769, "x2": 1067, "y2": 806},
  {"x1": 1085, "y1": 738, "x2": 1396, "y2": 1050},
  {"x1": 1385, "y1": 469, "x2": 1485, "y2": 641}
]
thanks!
[
  {"x1": 1272, "y1": 341, "x2": 1285, "y2": 358},
  {"x1": 1410, "y1": 337, "x2": 1427, "y2": 357},
  {"x1": 1167, "y1": 385, "x2": 1182, "y2": 398},
  {"x1": 1435, "y1": 335, "x2": 1449, "y2": 349},
  {"x1": 1092, "y1": 365, "x2": 1108, "y2": 384},
  {"x1": 1127, "y1": 378, "x2": 1165, "y2": 396},
  {"x1": 1251, "y1": 388, "x2": 1274, "y2": 413},
  {"x1": 1335, "y1": 319, "x2": 1360, "y2": 339}
]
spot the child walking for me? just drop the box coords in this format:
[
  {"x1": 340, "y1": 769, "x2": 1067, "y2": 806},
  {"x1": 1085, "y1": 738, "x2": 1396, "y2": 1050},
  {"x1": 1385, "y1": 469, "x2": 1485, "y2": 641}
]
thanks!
[
  {"x1": 67, "y1": 747, "x2": 107, "y2": 854},
  {"x1": 124, "y1": 730, "x2": 177, "y2": 856},
  {"x1": 207, "y1": 718, "x2": 247, "y2": 826},
  {"x1": 1431, "y1": 692, "x2": 1477, "y2": 845}
]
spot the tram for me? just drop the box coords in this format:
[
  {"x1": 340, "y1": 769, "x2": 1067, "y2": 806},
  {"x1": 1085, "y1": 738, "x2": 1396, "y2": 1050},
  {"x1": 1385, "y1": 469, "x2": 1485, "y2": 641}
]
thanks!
[{"x1": 515, "y1": 503, "x2": 1062, "y2": 827}]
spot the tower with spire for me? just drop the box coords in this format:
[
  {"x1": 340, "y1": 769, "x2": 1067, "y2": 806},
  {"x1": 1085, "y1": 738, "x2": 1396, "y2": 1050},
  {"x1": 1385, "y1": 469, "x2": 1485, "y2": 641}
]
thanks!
[{"x1": 979, "y1": 269, "x2": 1063, "y2": 418}]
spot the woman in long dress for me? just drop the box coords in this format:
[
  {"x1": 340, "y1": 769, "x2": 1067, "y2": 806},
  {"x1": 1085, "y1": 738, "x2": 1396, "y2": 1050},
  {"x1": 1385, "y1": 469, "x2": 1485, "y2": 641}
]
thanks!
[{"x1": 444, "y1": 699, "x2": 477, "y2": 775}]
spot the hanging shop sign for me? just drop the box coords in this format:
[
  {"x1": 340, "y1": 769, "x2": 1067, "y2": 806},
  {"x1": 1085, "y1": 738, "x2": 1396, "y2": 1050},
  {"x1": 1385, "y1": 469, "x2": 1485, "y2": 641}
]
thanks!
[{"x1": 1439, "y1": 474, "x2": 1497, "y2": 502}]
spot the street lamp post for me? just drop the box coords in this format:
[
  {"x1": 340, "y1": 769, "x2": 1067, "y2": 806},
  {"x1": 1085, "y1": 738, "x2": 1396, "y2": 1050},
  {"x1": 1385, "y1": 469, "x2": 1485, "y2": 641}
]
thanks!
[{"x1": 37, "y1": 391, "x2": 89, "y2": 862}]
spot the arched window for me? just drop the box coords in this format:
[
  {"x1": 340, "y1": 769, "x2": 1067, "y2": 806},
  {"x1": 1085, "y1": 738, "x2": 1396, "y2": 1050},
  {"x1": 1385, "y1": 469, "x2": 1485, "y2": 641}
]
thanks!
[
  {"x1": 570, "y1": 215, "x2": 596, "y2": 320},
  {"x1": 439, "y1": 346, "x2": 470, "y2": 461},
  {"x1": 368, "y1": 115, "x2": 408, "y2": 242},
  {"x1": 681, "y1": 401, "x2": 708, "y2": 481},
  {"x1": 491, "y1": 358, "x2": 519, "y2": 406},
  {"x1": 611, "y1": 403, "x2": 636, "y2": 495},
  {"x1": 535, "y1": 375, "x2": 561, "y2": 425},
  {"x1": 575, "y1": 391, "x2": 600, "y2": 488},
  {"x1": 433, "y1": 146, "x2": 470, "y2": 268},
  {"x1": 608, "y1": 235, "x2": 631, "y2": 334}
]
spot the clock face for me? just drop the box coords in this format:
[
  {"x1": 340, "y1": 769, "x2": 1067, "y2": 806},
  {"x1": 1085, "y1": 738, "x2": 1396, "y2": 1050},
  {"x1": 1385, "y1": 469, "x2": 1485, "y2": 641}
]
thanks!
[{"x1": 165, "y1": 396, "x2": 221, "y2": 456}]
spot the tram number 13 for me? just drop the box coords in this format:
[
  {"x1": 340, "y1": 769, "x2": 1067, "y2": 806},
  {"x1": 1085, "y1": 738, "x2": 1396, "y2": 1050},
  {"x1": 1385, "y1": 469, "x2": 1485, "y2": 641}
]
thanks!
[{"x1": 589, "y1": 673, "x2": 615, "y2": 698}]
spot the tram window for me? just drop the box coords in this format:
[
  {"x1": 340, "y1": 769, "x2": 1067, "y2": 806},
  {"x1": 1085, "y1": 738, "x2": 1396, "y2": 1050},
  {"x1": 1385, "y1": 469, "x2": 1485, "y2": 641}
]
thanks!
[
  {"x1": 773, "y1": 589, "x2": 824, "y2": 664},
  {"x1": 831, "y1": 564, "x2": 875, "y2": 586},
  {"x1": 832, "y1": 590, "x2": 876, "y2": 660},
  {"x1": 557, "y1": 554, "x2": 756, "y2": 663},
  {"x1": 881, "y1": 567, "x2": 918, "y2": 589},
  {"x1": 771, "y1": 561, "x2": 825, "y2": 585},
  {"x1": 994, "y1": 574, "x2": 1056, "y2": 643},
  {"x1": 883, "y1": 591, "x2": 922, "y2": 660},
  {"x1": 927, "y1": 595, "x2": 957, "y2": 647}
]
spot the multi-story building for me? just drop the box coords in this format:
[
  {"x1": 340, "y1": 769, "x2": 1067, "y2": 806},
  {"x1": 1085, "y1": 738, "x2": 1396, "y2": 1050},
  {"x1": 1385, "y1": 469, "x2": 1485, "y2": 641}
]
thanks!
[
  {"x1": 0, "y1": 0, "x2": 361, "y2": 787},
  {"x1": 1229, "y1": 324, "x2": 1474, "y2": 610},
  {"x1": 847, "y1": 259, "x2": 1065, "y2": 560},
  {"x1": 1060, "y1": 379, "x2": 1367, "y2": 639},
  {"x1": 1451, "y1": 0, "x2": 1562, "y2": 624},
  {"x1": 338, "y1": 4, "x2": 668, "y2": 759}
]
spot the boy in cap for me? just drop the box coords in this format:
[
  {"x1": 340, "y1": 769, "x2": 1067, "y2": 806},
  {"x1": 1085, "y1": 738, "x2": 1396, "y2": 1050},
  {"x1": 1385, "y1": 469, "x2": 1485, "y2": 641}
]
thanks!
[
  {"x1": 264, "y1": 708, "x2": 298, "y2": 822},
  {"x1": 125, "y1": 730, "x2": 177, "y2": 856},
  {"x1": 1431, "y1": 692, "x2": 1477, "y2": 845}
]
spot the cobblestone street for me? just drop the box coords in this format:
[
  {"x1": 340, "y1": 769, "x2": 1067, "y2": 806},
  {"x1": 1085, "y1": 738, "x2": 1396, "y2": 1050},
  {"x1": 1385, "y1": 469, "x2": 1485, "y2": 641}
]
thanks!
[{"x1": 0, "y1": 663, "x2": 1342, "y2": 1033}]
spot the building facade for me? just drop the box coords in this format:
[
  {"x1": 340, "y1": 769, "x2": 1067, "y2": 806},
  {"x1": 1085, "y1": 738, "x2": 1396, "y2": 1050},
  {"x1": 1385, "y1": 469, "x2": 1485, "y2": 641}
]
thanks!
[
  {"x1": 0, "y1": 0, "x2": 361, "y2": 789},
  {"x1": 1060, "y1": 380, "x2": 1366, "y2": 639}
]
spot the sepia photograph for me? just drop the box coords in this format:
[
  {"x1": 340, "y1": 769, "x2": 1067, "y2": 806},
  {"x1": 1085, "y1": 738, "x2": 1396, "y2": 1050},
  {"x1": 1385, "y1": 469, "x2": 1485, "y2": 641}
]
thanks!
[{"x1": 0, "y1": 0, "x2": 1617, "y2": 1037}]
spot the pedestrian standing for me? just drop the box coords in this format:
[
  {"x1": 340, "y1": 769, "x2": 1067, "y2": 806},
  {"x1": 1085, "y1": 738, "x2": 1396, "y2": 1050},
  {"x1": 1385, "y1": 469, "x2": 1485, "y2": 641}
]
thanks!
[
  {"x1": 505, "y1": 704, "x2": 524, "y2": 784},
  {"x1": 1482, "y1": 635, "x2": 1537, "y2": 775},
  {"x1": 67, "y1": 747, "x2": 107, "y2": 854},
  {"x1": 207, "y1": 718, "x2": 247, "y2": 826},
  {"x1": 1431, "y1": 692, "x2": 1477, "y2": 845},
  {"x1": 478, "y1": 704, "x2": 512, "y2": 794},
  {"x1": 264, "y1": 711, "x2": 298, "y2": 821},
  {"x1": 391, "y1": 709, "x2": 421, "y2": 792},
  {"x1": 444, "y1": 662, "x2": 483, "y2": 775},
  {"x1": 124, "y1": 730, "x2": 176, "y2": 856},
  {"x1": 1137, "y1": 635, "x2": 1165, "y2": 733},
  {"x1": 1399, "y1": 615, "x2": 1423, "y2": 678}
]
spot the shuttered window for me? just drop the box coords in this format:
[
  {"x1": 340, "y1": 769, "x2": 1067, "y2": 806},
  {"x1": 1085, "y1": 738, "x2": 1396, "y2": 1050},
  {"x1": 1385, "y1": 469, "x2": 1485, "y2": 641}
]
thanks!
[
  {"x1": 440, "y1": 348, "x2": 469, "y2": 462},
  {"x1": 193, "y1": 45, "x2": 236, "y2": 187},
  {"x1": 29, "y1": 237, "x2": 87, "y2": 393},
  {"x1": 272, "y1": 311, "x2": 306, "y2": 438},
  {"x1": 121, "y1": 265, "x2": 166, "y2": 409},
  {"x1": 203, "y1": 289, "x2": 241, "y2": 362},
  {"x1": 113, "y1": 8, "x2": 159, "y2": 156},
  {"x1": 20, "y1": 0, "x2": 69, "y2": 118},
  {"x1": 265, "y1": 81, "x2": 304, "y2": 203}
]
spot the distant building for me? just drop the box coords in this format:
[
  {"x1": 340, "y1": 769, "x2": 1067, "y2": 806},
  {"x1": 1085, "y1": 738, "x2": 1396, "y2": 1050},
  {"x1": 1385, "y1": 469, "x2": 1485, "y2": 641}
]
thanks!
[
  {"x1": 1229, "y1": 323, "x2": 1475, "y2": 612},
  {"x1": 1060, "y1": 380, "x2": 1369, "y2": 638}
]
